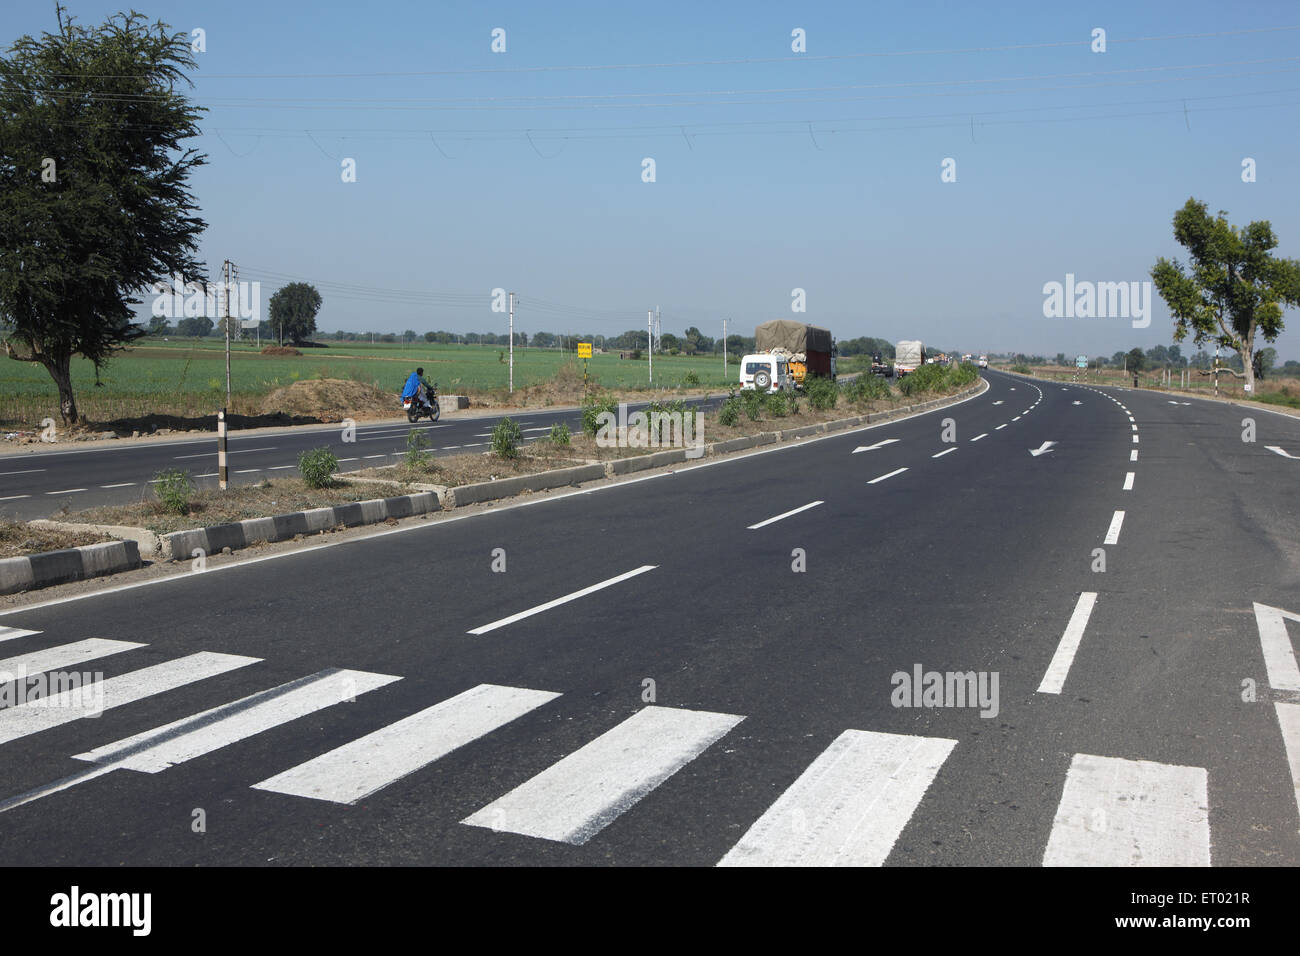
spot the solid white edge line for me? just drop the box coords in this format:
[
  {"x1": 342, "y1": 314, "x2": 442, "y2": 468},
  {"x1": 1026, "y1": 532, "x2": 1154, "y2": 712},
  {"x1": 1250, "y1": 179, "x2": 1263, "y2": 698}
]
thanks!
[
  {"x1": 748, "y1": 501, "x2": 824, "y2": 530},
  {"x1": 0, "y1": 383, "x2": 991, "y2": 617},
  {"x1": 468, "y1": 565, "x2": 658, "y2": 635},
  {"x1": 1037, "y1": 592, "x2": 1099, "y2": 694},
  {"x1": 1104, "y1": 510, "x2": 1126, "y2": 545}
]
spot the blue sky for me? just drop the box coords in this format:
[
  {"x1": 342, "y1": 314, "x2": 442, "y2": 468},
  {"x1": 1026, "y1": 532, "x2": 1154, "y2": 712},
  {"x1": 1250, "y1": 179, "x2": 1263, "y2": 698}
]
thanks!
[{"x1": 10, "y1": 1, "x2": 1300, "y2": 359}]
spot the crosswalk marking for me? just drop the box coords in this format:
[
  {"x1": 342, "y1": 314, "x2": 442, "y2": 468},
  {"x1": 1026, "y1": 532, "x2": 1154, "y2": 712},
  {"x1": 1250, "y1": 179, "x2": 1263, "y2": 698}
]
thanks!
[
  {"x1": 1253, "y1": 603, "x2": 1300, "y2": 693},
  {"x1": 462, "y1": 705, "x2": 743, "y2": 845},
  {"x1": 253, "y1": 683, "x2": 560, "y2": 804},
  {"x1": 1274, "y1": 702, "x2": 1300, "y2": 824},
  {"x1": 0, "y1": 652, "x2": 259, "y2": 745},
  {"x1": 74, "y1": 669, "x2": 399, "y2": 773},
  {"x1": 717, "y1": 729, "x2": 957, "y2": 867},
  {"x1": 1043, "y1": 754, "x2": 1210, "y2": 866},
  {"x1": 0, "y1": 639, "x2": 143, "y2": 683},
  {"x1": 0, "y1": 627, "x2": 41, "y2": 643}
]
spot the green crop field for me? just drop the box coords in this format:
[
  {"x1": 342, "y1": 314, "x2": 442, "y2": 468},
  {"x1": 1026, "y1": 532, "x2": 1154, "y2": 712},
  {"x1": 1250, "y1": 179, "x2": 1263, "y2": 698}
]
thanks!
[{"x1": 0, "y1": 336, "x2": 736, "y2": 427}]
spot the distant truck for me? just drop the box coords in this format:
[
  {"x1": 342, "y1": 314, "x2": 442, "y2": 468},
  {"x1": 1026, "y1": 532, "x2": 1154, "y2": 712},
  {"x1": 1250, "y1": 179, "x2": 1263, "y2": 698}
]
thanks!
[
  {"x1": 754, "y1": 319, "x2": 835, "y2": 388},
  {"x1": 894, "y1": 340, "x2": 925, "y2": 376},
  {"x1": 870, "y1": 351, "x2": 893, "y2": 377}
]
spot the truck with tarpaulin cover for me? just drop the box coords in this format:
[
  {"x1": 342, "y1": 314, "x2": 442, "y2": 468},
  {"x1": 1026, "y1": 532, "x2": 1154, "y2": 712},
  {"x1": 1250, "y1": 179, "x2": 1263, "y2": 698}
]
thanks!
[{"x1": 753, "y1": 320, "x2": 836, "y2": 387}]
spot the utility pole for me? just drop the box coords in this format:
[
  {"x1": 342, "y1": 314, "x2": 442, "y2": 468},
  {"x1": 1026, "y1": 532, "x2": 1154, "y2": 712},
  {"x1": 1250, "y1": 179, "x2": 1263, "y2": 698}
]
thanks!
[
  {"x1": 655, "y1": 305, "x2": 660, "y2": 353},
  {"x1": 222, "y1": 258, "x2": 234, "y2": 411},
  {"x1": 508, "y1": 291, "x2": 515, "y2": 394},
  {"x1": 648, "y1": 310, "x2": 653, "y2": 385},
  {"x1": 722, "y1": 318, "x2": 727, "y2": 381}
]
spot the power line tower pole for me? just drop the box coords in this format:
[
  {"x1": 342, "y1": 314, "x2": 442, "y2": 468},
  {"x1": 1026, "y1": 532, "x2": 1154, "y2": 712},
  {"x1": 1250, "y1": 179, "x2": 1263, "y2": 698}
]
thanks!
[{"x1": 508, "y1": 291, "x2": 515, "y2": 394}]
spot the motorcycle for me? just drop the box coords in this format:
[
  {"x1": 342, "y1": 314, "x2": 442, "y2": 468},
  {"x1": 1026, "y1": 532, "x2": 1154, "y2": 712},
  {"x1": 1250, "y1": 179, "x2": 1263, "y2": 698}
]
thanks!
[{"x1": 403, "y1": 381, "x2": 440, "y2": 423}]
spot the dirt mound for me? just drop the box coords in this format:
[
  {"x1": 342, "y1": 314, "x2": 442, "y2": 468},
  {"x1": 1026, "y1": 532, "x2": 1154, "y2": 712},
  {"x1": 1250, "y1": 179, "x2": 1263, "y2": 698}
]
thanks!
[
  {"x1": 261, "y1": 346, "x2": 302, "y2": 356},
  {"x1": 260, "y1": 378, "x2": 394, "y2": 421},
  {"x1": 80, "y1": 410, "x2": 325, "y2": 436}
]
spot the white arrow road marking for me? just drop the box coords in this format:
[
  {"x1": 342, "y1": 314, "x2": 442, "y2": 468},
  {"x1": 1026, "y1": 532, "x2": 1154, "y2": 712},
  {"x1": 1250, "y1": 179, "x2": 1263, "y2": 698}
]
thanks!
[
  {"x1": 1043, "y1": 754, "x2": 1210, "y2": 867},
  {"x1": 1038, "y1": 592, "x2": 1097, "y2": 694},
  {"x1": 1266, "y1": 446, "x2": 1299, "y2": 459},
  {"x1": 992, "y1": 400, "x2": 1004, "y2": 405},
  {"x1": 749, "y1": 501, "x2": 823, "y2": 529},
  {"x1": 1072, "y1": 401, "x2": 1083, "y2": 406},
  {"x1": 1029, "y1": 441, "x2": 1057, "y2": 456},
  {"x1": 852, "y1": 439, "x2": 900, "y2": 454},
  {"x1": 468, "y1": 565, "x2": 658, "y2": 634}
]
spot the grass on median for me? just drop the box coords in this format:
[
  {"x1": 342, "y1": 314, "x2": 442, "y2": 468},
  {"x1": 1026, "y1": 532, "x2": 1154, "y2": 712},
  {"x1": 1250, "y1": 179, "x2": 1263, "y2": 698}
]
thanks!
[{"x1": 0, "y1": 518, "x2": 116, "y2": 560}]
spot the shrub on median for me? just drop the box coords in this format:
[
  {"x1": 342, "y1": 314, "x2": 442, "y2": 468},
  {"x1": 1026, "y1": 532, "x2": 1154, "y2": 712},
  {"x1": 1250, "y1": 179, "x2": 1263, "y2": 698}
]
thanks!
[
  {"x1": 491, "y1": 417, "x2": 522, "y2": 459},
  {"x1": 298, "y1": 447, "x2": 339, "y2": 488},
  {"x1": 804, "y1": 376, "x2": 839, "y2": 410},
  {"x1": 153, "y1": 468, "x2": 195, "y2": 515},
  {"x1": 582, "y1": 392, "x2": 618, "y2": 437}
]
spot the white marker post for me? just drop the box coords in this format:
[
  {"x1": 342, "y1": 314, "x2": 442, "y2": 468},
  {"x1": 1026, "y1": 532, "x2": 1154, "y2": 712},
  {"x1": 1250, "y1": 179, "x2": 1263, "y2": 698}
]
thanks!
[{"x1": 217, "y1": 408, "x2": 228, "y2": 491}]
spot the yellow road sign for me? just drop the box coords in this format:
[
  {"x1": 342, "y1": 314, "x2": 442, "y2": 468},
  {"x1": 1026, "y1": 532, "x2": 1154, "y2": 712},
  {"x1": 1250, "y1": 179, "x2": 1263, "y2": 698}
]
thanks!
[{"x1": 577, "y1": 342, "x2": 593, "y2": 358}]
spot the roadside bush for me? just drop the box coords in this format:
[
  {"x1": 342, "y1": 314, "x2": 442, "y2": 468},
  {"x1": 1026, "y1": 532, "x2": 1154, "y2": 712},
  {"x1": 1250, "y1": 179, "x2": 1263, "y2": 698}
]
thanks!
[
  {"x1": 845, "y1": 375, "x2": 890, "y2": 405},
  {"x1": 582, "y1": 392, "x2": 618, "y2": 436},
  {"x1": 646, "y1": 399, "x2": 688, "y2": 443},
  {"x1": 897, "y1": 363, "x2": 949, "y2": 396},
  {"x1": 766, "y1": 392, "x2": 789, "y2": 417},
  {"x1": 153, "y1": 468, "x2": 195, "y2": 515},
  {"x1": 683, "y1": 369, "x2": 700, "y2": 386},
  {"x1": 950, "y1": 362, "x2": 978, "y2": 387},
  {"x1": 404, "y1": 428, "x2": 431, "y2": 467},
  {"x1": 741, "y1": 389, "x2": 765, "y2": 421},
  {"x1": 298, "y1": 447, "x2": 338, "y2": 488},
  {"x1": 1010, "y1": 363, "x2": 1031, "y2": 374},
  {"x1": 718, "y1": 393, "x2": 742, "y2": 427},
  {"x1": 549, "y1": 421, "x2": 571, "y2": 445},
  {"x1": 491, "y1": 417, "x2": 522, "y2": 459},
  {"x1": 804, "y1": 376, "x2": 839, "y2": 410}
]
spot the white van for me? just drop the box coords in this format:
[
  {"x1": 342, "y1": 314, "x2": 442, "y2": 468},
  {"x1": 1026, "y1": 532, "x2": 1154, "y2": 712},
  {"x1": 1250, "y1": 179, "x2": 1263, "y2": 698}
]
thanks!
[{"x1": 739, "y1": 353, "x2": 793, "y2": 393}]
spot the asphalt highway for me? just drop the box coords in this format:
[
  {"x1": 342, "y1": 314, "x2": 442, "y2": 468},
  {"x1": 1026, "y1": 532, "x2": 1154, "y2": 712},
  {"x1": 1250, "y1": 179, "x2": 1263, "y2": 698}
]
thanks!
[
  {"x1": 0, "y1": 394, "x2": 721, "y2": 521},
  {"x1": 0, "y1": 370, "x2": 1297, "y2": 866}
]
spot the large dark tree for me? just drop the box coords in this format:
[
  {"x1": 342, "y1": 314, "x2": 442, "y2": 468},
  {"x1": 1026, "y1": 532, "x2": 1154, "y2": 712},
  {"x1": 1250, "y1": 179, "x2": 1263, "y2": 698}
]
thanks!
[
  {"x1": 1152, "y1": 198, "x2": 1300, "y2": 395},
  {"x1": 267, "y1": 282, "x2": 322, "y2": 345},
  {"x1": 0, "y1": 7, "x2": 207, "y2": 423}
]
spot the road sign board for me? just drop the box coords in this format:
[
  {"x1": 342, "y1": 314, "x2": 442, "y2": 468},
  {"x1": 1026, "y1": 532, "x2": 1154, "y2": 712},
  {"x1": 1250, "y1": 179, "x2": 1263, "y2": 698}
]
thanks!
[
  {"x1": 1075, "y1": 355, "x2": 1088, "y2": 368},
  {"x1": 578, "y1": 342, "x2": 593, "y2": 358}
]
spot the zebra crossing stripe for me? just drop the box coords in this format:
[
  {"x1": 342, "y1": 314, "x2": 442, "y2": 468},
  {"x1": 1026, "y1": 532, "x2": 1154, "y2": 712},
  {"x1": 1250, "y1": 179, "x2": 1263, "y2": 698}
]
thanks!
[
  {"x1": 0, "y1": 639, "x2": 143, "y2": 682},
  {"x1": 253, "y1": 683, "x2": 560, "y2": 804},
  {"x1": 1274, "y1": 702, "x2": 1300, "y2": 825},
  {"x1": 74, "y1": 669, "x2": 399, "y2": 773},
  {"x1": 0, "y1": 627, "x2": 40, "y2": 643},
  {"x1": 717, "y1": 730, "x2": 957, "y2": 867},
  {"x1": 462, "y1": 705, "x2": 743, "y2": 845},
  {"x1": 1043, "y1": 753, "x2": 1210, "y2": 866},
  {"x1": 0, "y1": 652, "x2": 259, "y2": 746}
]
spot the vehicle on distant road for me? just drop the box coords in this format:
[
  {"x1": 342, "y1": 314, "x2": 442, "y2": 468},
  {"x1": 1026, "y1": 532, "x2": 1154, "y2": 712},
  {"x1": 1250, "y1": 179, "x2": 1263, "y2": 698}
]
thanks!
[
  {"x1": 739, "y1": 354, "x2": 793, "y2": 393},
  {"x1": 403, "y1": 380, "x2": 441, "y2": 422},
  {"x1": 754, "y1": 320, "x2": 835, "y2": 388},
  {"x1": 895, "y1": 340, "x2": 925, "y2": 376},
  {"x1": 870, "y1": 351, "x2": 893, "y2": 377},
  {"x1": 978, "y1": 356, "x2": 988, "y2": 368}
]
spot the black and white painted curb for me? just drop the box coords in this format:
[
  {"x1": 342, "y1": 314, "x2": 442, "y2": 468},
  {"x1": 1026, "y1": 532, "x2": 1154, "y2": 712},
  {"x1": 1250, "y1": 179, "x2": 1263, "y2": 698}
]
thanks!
[
  {"x1": 160, "y1": 491, "x2": 440, "y2": 561},
  {"x1": 0, "y1": 540, "x2": 142, "y2": 595}
]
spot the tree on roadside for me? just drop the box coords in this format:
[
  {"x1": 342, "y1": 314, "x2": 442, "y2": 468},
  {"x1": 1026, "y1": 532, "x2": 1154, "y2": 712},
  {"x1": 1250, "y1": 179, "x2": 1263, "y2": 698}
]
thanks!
[
  {"x1": 1151, "y1": 198, "x2": 1300, "y2": 395},
  {"x1": 0, "y1": 7, "x2": 207, "y2": 423},
  {"x1": 1126, "y1": 347, "x2": 1146, "y2": 372},
  {"x1": 175, "y1": 316, "x2": 213, "y2": 337},
  {"x1": 267, "y1": 282, "x2": 322, "y2": 345}
]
